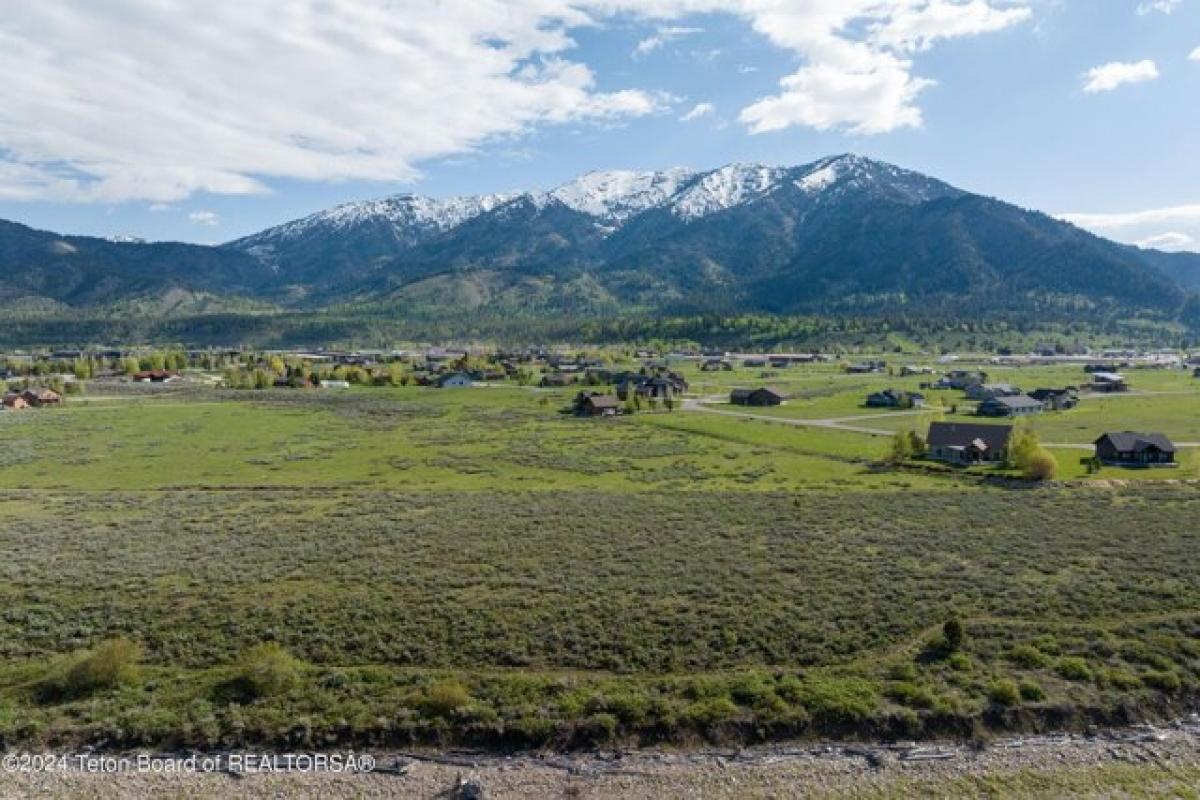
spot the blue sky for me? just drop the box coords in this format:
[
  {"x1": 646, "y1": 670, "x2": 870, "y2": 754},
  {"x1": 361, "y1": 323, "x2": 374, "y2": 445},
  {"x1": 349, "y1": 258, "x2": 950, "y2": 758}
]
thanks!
[{"x1": 0, "y1": 1, "x2": 1197, "y2": 250}]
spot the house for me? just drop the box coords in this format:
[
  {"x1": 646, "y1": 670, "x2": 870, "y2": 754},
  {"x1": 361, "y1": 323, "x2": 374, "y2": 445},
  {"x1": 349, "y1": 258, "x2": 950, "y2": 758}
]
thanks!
[
  {"x1": 701, "y1": 359, "x2": 733, "y2": 372},
  {"x1": 976, "y1": 394, "x2": 1044, "y2": 417},
  {"x1": 964, "y1": 383, "x2": 1021, "y2": 401},
  {"x1": 21, "y1": 388, "x2": 61, "y2": 406},
  {"x1": 1028, "y1": 388, "x2": 1078, "y2": 411},
  {"x1": 434, "y1": 372, "x2": 473, "y2": 388},
  {"x1": 1, "y1": 393, "x2": 29, "y2": 410},
  {"x1": 769, "y1": 358, "x2": 792, "y2": 369},
  {"x1": 934, "y1": 370, "x2": 989, "y2": 390},
  {"x1": 741, "y1": 357, "x2": 768, "y2": 368},
  {"x1": 616, "y1": 371, "x2": 688, "y2": 401},
  {"x1": 865, "y1": 389, "x2": 925, "y2": 408},
  {"x1": 845, "y1": 360, "x2": 886, "y2": 374},
  {"x1": 1089, "y1": 372, "x2": 1128, "y2": 393},
  {"x1": 730, "y1": 387, "x2": 786, "y2": 407},
  {"x1": 574, "y1": 392, "x2": 621, "y2": 417},
  {"x1": 900, "y1": 365, "x2": 936, "y2": 376},
  {"x1": 133, "y1": 369, "x2": 181, "y2": 383},
  {"x1": 927, "y1": 422, "x2": 1013, "y2": 464},
  {"x1": 319, "y1": 379, "x2": 351, "y2": 389},
  {"x1": 540, "y1": 372, "x2": 577, "y2": 388},
  {"x1": 1094, "y1": 432, "x2": 1176, "y2": 467},
  {"x1": 1193, "y1": 367, "x2": 1200, "y2": 378}
]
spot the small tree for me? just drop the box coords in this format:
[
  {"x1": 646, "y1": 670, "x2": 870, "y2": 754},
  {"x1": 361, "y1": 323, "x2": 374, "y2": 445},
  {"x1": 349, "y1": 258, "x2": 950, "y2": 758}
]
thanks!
[
  {"x1": 884, "y1": 431, "x2": 913, "y2": 465},
  {"x1": 943, "y1": 617, "x2": 965, "y2": 652},
  {"x1": 1024, "y1": 448, "x2": 1058, "y2": 481}
]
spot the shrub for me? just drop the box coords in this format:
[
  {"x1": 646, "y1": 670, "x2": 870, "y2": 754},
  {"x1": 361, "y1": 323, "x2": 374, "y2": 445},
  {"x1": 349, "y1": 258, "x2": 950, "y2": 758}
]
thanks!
[
  {"x1": 1054, "y1": 657, "x2": 1094, "y2": 682},
  {"x1": 1018, "y1": 680, "x2": 1045, "y2": 701},
  {"x1": 1008, "y1": 644, "x2": 1050, "y2": 669},
  {"x1": 1100, "y1": 668, "x2": 1142, "y2": 691},
  {"x1": 987, "y1": 679, "x2": 1020, "y2": 706},
  {"x1": 228, "y1": 643, "x2": 303, "y2": 701},
  {"x1": 948, "y1": 652, "x2": 972, "y2": 672},
  {"x1": 1024, "y1": 449, "x2": 1058, "y2": 481},
  {"x1": 1143, "y1": 671, "x2": 1181, "y2": 693},
  {"x1": 38, "y1": 637, "x2": 141, "y2": 701},
  {"x1": 421, "y1": 681, "x2": 474, "y2": 717},
  {"x1": 943, "y1": 617, "x2": 965, "y2": 652}
]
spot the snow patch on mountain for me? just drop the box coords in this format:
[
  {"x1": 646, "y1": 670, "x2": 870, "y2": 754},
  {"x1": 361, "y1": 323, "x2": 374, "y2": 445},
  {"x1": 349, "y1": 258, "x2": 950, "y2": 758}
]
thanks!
[
  {"x1": 671, "y1": 164, "x2": 787, "y2": 221},
  {"x1": 546, "y1": 168, "x2": 696, "y2": 221}
]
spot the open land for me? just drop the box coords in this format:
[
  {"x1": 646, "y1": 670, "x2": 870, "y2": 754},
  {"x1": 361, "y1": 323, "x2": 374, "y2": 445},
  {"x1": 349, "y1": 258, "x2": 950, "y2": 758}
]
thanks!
[{"x1": 1, "y1": 356, "x2": 1199, "y2": 795}]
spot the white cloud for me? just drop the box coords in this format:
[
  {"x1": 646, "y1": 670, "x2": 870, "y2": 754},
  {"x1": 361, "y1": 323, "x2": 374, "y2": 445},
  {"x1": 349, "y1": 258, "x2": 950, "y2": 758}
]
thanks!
[
  {"x1": 1190, "y1": 46, "x2": 1200, "y2": 61},
  {"x1": 1136, "y1": 232, "x2": 1194, "y2": 250},
  {"x1": 1060, "y1": 205, "x2": 1200, "y2": 252},
  {"x1": 1082, "y1": 60, "x2": 1159, "y2": 93},
  {"x1": 188, "y1": 210, "x2": 219, "y2": 226},
  {"x1": 0, "y1": 1, "x2": 1035, "y2": 202},
  {"x1": 1137, "y1": 0, "x2": 1180, "y2": 14},
  {"x1": 633, "y1": 25, "x2": 703, "y2": 57},
  {"x1": 680, "y1": 102, "x2": 716, "y2": 121}
]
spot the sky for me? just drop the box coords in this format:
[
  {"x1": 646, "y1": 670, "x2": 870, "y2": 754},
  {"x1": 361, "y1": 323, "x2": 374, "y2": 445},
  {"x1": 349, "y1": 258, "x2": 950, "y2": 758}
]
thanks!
[{"x1": 0, "y1": 0, "x2": 1197, "y2": 251}]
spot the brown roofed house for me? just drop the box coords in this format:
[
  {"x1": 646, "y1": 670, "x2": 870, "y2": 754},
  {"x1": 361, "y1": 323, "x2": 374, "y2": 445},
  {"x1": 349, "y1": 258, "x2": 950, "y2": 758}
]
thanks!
[
  {"x1": 2, "y1": 393, "x2": 30, "y2": 410},
  {"x1": 21, "y1": 388, "x2": 62, "y2": 407},
  {"x1": 927, "y1": 421, "x2": 1013, "y2": 465}
]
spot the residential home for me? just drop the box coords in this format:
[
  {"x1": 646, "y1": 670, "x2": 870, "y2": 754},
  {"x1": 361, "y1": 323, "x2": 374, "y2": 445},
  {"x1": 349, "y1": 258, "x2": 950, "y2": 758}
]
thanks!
[
  {"x1": 741, "y1": 357, "x2": 768, "y2": 368},
  {"x1": 1094, "y1": 432, "x2": 1176, "y2": 467},
  {"x1": 927, "y1": 422, "x2": 1013, "y2": 465},
  {"x1": 319, "y1": 379, "x2": 351, "y2": 389},
  {"x1": 1, "y1": 393, "x2": 29, "y2": 410},
  {"x1": 900, "y1": 365, "x2": 936, "y2": 376},
  {"x1": 964, "y1": 382, "x2": 1021, "y2": 401},
  {"x1": 1193, "y1": 367, "x2": 1200, "y2": 378},
  {"x1": 845, "y1": 360, "x2": 886, "y2": 374},
  {"x1": 1028, "y1": 387, "x2": 1078, "y2": 410},
  {"x1": 21, "y1": 388, "x2": 61, "y2": 406},
  {"x1": 730, "y1": 387, "x2": 786, "y2": 407},
  {"x1": 934, "y1": 370, "x2": 989, "y2": 390},
  {"x1": 434, "y1": 372, "x2": 473, "y2": 389},
  {"x1": 133, "y1": 369, "x2": 181, "y2": 383},
  {"x1": 701, "y1": 359, "x2": 733, "y2": 372},
  {"x1": 865, "y1": 389, "x2": 925, "y2": 408},
  {"x1": 976, "y1": 394, "x2": 1044, "y2": 417},
  {"x1": 540, "y1": 372, "x2": 578, "y2": 388},
  {"x1": 574, "y1": 392, "x2": 621, "y2": 417},
  {"x1": 1089, "y1": 372, "x2": 1128, "y2": 393}
]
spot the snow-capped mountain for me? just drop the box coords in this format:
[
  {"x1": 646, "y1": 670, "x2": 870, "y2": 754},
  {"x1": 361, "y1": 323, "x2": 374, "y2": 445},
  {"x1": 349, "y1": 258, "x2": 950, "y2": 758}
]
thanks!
[{"x1": 6, "y1": 154, "x2": 1194, "y2": 320}]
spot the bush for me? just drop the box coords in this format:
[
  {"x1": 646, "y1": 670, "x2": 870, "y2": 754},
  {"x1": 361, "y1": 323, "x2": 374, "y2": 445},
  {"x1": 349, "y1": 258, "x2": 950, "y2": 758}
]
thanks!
[
  {"x1": 1018, "y1": 680, "x2": 1045, "y2": 701},
  {"x1": 1024, "y1": 448, "x2": 1058, "y2": 481},
  {"x1": 1054, "y1": 657, "x2": 1094, "y2": 682},
  {"x1": 421, "y1": 681, "x2": 474, "y2": 717},
  {"x1": 38, "y1": 637, "x2": 141, "y2": 701},
  {"x1": 987, "y1": 679, "x2": 1020, "y2": 706},
  {"x1": 228, "y1": 643, "x2": 303, "y2": 701},
  {"x1": 1008, "y1": 644, "x2": 1050, "y2": 669},
  {"x1": 943, "y1": 617, "x2": 965, "y2": 652},
  {"x1": 1143, "y1": 671, "x2": 1181, "y2": 693}
]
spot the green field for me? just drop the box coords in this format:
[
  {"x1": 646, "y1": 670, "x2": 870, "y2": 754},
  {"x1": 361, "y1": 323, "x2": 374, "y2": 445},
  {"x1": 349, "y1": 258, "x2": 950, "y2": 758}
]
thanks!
[{"x1": 0, "y1": 371, "x2": 1198, "y2": 750}]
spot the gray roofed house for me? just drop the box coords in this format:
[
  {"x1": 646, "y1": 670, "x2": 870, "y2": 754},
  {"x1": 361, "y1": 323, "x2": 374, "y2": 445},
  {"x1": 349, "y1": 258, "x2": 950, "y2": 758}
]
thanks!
[
  {"x1": 976, "y1": 394, "x2": 1044, "y2": 417},
  {"x1": 927, "y1": 422, "x2": 1013, "y2": 464},
  {"x1": 1094, "y1": 432, "x2": 1176, "y2": 466},
  {"x1": 730, "y1": 387, "x2": 786, "y2": 406}
]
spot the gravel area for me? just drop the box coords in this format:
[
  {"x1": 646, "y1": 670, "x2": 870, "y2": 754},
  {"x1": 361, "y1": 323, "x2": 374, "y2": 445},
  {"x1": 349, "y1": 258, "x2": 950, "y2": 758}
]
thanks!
[{"x1": 3, "y1": 718, "x2": 1199, "y2": 799}]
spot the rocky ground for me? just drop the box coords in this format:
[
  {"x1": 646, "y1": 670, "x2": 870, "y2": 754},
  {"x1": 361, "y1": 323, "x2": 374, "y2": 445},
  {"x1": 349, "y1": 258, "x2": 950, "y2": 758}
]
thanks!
[{"x1": 3, "y1": 719, "x2": 1199, "y2": 799}]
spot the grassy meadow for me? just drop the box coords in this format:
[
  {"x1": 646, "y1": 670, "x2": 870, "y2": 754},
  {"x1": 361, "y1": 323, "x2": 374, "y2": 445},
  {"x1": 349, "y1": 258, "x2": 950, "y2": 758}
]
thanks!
[{"x1": 0, "y1": 360, "x2": 1199, "y2": 749}]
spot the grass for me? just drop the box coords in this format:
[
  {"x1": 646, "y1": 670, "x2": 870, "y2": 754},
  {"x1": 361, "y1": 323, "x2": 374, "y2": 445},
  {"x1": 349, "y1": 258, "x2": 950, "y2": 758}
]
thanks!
[{"x1": 0, "y1": 371, "x2": 1197, "y2": 749}]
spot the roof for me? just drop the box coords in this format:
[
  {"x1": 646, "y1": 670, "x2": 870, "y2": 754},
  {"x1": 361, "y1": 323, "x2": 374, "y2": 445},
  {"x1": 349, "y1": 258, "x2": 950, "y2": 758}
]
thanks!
[
  {"x1": 927, "y1": 422, "x2": 1013, "y2": 451},
  {"x1": 1095, "y1": 431, "x2": 1175, "y2": 454},
  {"x1": 756, "y1": 386, "x2": 786, "y2": 399},
  {"x1": 1091, "y1": 372, "x2": 1125, "y2": 382},
  {"x1": 583, "y1": 394, "x2": 620, "y2": 408},
  {"x1": 982, "y1": 395, "x2": 1043, "y2": 410}
]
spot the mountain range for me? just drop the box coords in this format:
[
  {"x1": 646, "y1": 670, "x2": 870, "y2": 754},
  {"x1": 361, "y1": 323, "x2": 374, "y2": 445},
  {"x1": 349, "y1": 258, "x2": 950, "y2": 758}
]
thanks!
[{"x1": 3, "y1": 154, "x2": 1200, "y2": 325}]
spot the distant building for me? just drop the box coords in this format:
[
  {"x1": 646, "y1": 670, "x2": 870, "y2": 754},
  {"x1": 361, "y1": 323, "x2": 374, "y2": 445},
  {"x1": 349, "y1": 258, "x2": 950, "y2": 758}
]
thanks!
[
  {"x1": 434, "y1": 372, "x2": 473, "y2": 389},
  {"x1": 965, "y1": 383, "x2": 1021, "y2": 401},
  {"x1": 1089, "y1": 372, "x2": 1128, "y2": 393},
  {"x1": 21, "y1": 388, "x2": 61, "y2": 406},
  {"x1": 319, "y1": 379, "x2": 351, "y2": 389},
  {"x1": 574, "y1": 392, "x2": 621, "y2": 417},
  {"x1": 927, "y1": 422, "x2": 1013, "y2": 465},
  {"x1": 1, "y1": 394, "x2": 30, "y2": 410},
  {"x1": 865, "y1": 389, "x2": 924, "y2": 408},
  {"x1": 934, "y1": 370, "x2": 989, "y2": 390},
  {"x1": 730, "y1": 387, "x2": 786, "y2": 407},
  {"x1": 1028, "y1": 388, "x2": 1078, "y2": 411},
  {"x1": 845, "y1": 360, "x2": 886, "y2": 374},
  {"x1": 1094, "y1": 432, "x2": 1176, "y2": 467},
  {"x1": 701, "y1": 359, "x2": 733, "y2": 372},
  {"x1": 133, "y1": 369, "x2": 181, "y2": 383},
  {"x1": 976, "y1": 395, "x2": 1044, "y2": 418},
  {"x1": 540, "y1": 372, "x2": 577, "y2": 388},
  {"x1": 741, "y1": 357, "x2": 768, "y2": 368}
]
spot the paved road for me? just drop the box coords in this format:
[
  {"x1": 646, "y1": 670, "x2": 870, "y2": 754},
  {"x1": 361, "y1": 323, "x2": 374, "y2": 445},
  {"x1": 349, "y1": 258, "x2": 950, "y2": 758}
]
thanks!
[{"x1": 681, "y1": 399, "x2": 928, "y2": 436}]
